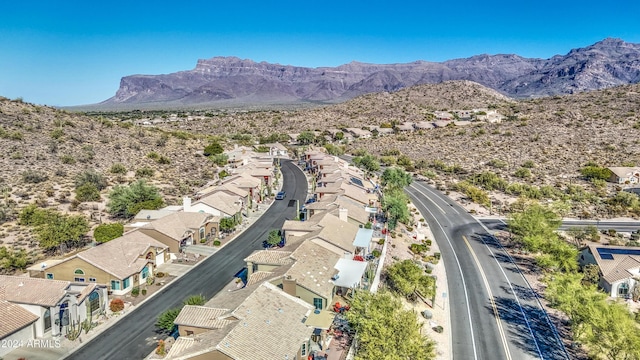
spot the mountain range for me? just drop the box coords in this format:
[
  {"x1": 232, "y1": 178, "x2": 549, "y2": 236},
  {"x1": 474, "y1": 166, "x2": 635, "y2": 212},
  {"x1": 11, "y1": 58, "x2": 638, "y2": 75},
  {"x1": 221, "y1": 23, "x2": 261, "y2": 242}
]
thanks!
[{"x1": 97, "y1": 38, "x2": 640, "y2": 109}]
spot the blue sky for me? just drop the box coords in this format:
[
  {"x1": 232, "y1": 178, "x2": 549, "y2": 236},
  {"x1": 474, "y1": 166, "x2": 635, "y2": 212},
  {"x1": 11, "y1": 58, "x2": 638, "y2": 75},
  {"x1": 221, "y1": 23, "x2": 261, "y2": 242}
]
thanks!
[{"x1": 1, "y1": 1, "x2": 639, "y2": 106}]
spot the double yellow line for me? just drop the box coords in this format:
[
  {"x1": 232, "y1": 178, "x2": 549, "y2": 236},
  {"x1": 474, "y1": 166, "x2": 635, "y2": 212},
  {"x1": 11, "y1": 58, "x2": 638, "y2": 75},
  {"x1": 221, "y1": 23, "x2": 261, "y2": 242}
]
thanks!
[{"x1": 463, "y1": 235, "x2": 512, "y2": 360}]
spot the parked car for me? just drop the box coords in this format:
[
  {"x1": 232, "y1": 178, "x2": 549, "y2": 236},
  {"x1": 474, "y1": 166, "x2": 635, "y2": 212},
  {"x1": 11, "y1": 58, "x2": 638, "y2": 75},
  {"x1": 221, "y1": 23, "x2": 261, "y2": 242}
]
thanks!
[{"x1": 275, "y1": 191, "x2": 286, "y2": 200}]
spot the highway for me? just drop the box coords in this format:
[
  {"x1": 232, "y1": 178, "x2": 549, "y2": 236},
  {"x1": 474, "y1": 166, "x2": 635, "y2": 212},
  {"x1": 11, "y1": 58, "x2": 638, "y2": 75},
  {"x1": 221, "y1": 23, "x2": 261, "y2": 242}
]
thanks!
[
  {"x1": 480, "y1": 218, "x2": 640, "y2": 233},
  {"x1": 406, "y1": 181, "x2": 569, "y2": 360},
  {"x1": 65, "y1": 159, "x2": 308, "y2": 360}
]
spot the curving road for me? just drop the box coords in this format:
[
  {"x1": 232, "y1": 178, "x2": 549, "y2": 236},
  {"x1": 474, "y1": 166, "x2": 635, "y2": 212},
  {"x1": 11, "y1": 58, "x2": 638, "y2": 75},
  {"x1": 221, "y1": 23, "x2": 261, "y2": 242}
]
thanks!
[
  {"x1": 481, "y1": 218, "x2": 640, "y2": 233},
  {"x1": 64, "y1": 160, "x2": 308, "y2": 360},
  {"x1": 406, "y1": 181, "x2": 569, "y2": 360}
]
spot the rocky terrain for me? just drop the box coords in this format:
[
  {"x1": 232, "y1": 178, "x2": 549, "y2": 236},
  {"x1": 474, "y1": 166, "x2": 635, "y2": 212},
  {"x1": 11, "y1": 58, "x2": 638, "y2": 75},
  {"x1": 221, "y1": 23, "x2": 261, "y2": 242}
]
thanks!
[
  {"x1": 1, "y1": 79, "x2": 639, "y2": 267},
  {"x1": 91, "y1": 38, "x2": 640, "y2": 109}
]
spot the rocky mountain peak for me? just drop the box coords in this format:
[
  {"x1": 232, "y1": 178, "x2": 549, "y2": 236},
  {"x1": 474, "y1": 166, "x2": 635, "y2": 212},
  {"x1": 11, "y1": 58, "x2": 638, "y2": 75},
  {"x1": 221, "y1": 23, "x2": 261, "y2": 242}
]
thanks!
[{"x1": 96, "y1": 38, "x2": 640, "y2": 109}]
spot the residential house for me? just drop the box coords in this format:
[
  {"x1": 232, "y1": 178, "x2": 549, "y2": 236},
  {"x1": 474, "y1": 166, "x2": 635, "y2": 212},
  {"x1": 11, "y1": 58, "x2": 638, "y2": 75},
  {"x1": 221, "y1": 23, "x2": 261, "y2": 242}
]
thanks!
[
  {"x1": 139, "y1": 211, "x2": 219, "y2": 253},
  {"x1": 194, "y1": 183, "x2": 250, "y2": 214},
  {"x1": 434, "y1": 111, "x2": 454, "y2": 121},
  {"x1": 283, "y1": 212, "x2": 359, "y2": 256},
  {"x1": 608, "y1": 167, "x2": 640, "y2": 184},
  {"x1": 579, "y1": 244, "x2": 640, "y2": 298},
  {"x1": 341, "y1": 181, "x2": 378, "y2": 207},
  {"x1": 222, "y1": 173, "x2": 263, "y2": 204},
  {"x1": 395, "y1": 122, "x2": 415, "y2": 132},
  {"x1": 262, "y1": 142, "x2": 289, "y2": 158},
  {"x1": 31, "y1": 231, "x2": 168, "y2": 295},
  {"x1": 225, "y1": 145, "x2": 257, "y2": 168},
  {"x1": 0, "y1": 275, "x2": 107, "y2": 346},
  {"x1": 414, "y1": 121, "x2": 434, "y2": 130},
  {"x1": 183, "y1": 194, "x2": 240, "y2": 227},
  {"x1": 344, "y1": 127, "x2": 372, "y2": 139},
  {"x1": 475, "y1": 109, "x2": 504, "y2": 123},
  {"x1": 165, "y1": 282, "x2": 314, "y2": 360},
  {"x1": 452, "y1": 110, "x2": 473, "y2": 120},
  {"x1": 244, "y1": 250, "x2": 293, "y2": 278},
  {"x1": 0, "y1": 299, "x2": 39, "y2": 356},
  {"x1": 278, "y1": 241, "x2": 341, "y2": 311},
  {"x1": 433, "y1": 120, "x2": 451, "y2": 128}
]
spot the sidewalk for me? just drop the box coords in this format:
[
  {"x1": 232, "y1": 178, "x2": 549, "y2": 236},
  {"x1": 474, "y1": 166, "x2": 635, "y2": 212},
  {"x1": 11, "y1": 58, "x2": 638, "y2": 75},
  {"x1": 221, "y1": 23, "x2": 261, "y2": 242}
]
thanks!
[{"x1": 2, "y1": 194, "x2": 276, "y2": 360}]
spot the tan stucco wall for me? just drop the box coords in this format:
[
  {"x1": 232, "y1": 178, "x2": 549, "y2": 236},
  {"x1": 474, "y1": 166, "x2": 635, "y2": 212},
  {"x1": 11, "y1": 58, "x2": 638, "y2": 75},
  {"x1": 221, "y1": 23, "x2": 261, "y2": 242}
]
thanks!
[
  {"x1": 139, "y1": 229, "x2": 180, "y2": 253},
  {"x1": 45, "y1": 257, "x2": 113, "y2": 285},
  {"x1": 178, "y1": 325, "x2": 210, "y2": 337},
  {"x1": 187, "y1": 350, "x2": 233, "y2": 360}
]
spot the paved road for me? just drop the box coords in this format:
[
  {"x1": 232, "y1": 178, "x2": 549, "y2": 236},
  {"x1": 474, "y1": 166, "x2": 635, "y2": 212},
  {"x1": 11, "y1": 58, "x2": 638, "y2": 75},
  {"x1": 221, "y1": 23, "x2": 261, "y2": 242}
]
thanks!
[
  {"x1": 481, "y1": 218, "x2": 640, "y2": 233},
  {"x1": 406, "y1": 181, "x2": 568, "y2": 360},
  {"x1": 65, "y1": 160, "x2": 307, "y2": 360}
]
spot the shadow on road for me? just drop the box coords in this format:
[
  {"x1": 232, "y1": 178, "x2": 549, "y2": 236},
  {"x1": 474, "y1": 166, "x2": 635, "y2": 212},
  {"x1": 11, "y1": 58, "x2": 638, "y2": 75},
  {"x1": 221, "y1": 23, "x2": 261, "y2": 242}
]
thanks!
[{"x1": 486, "y1": 296, "x2": 569, "y2": 360}]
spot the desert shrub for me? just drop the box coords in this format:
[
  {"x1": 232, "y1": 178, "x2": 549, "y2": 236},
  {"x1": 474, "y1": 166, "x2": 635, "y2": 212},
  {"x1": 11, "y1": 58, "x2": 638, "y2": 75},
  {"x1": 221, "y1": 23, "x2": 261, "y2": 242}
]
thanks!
[
  {"x1": 75, "y1": 183, "x2": 101, "y2": 202},
  {"x1": 22, "y1": 170, "x2": 48, "y2": 184},
  {"x1": 135, "y1": 167, "x2": 155, "y2": 178},
  {"x1": 110, "y1": 298, "x2": 124, "y2": 313},
  {"x1": 146, "y1": 151, "x2": 160, "y2": 160},
  {"x1": 372, "y1": 249, "x2": 381, "y2": 257},
  {"x1": 213, "y1": 240, "x2": 221, "y2": 246},
  {"x1": 110, "y1": 163, "x2": 127, "y2": 174},
  {"x1": 514, "y1": 167, "x2": 532, "y2": 179},
  {"x1": 131, "y1": 287, "x2": 140, "y2": 297},
  {"x1": 76, "y1": 169, "x2": 107, "y2": 190}
]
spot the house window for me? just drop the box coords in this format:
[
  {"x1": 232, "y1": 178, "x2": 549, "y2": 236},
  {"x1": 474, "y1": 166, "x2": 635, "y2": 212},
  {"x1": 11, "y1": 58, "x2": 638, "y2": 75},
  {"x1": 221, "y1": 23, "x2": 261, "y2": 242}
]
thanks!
[
  {"x1": 74, "y1": 269, "x2": 84, "y2": 275},
  {"x1": 313, "y1": 298, "x2": 323, "y2": 310},
  {"x1": 111, "y1": 280, "x2": 121, "y2": 290},
  {"x1": 199, "y1": 227, "x2": 205, "y2": 240},
  {"x1": 89, "y1": 277, "x2": 96, "y2": 282},
  {"x1": 141, "y1": 266, "x2": 149, "y2": 279},
  {"x1": 123, "y1": 277, "x2": 131, "y2": 289},
  {"x1": 44, "y1": 308, "x2": 51, "y2": 332},
  {"x1": 89, "y1": 291, "x2": 100, "y2": 313},
  {"x1": 46, "y1": 273, "x2": 54, "y2": 279},
  {"x1": 74, "y1": 277, "x2": 85, "y2": 282},
  {"x1": 619, "y1": 283, "x2": 630, "y2": 297},
  {"x1": 186, "y1": 330, "x2": 194, "y2": 336}
]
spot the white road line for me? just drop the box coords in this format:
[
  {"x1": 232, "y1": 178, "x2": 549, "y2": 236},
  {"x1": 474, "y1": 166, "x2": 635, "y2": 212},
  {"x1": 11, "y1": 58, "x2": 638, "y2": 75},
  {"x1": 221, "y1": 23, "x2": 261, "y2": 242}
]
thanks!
[
  {"x1": 412, "y1": 180, "x2": 459, "y2": 214},
  {"x1": 407, "y1": 185, "x2": 478, "y2": 360},
  {"x1": 474, "y1": 217, "x2": 569, "y2": 359}
]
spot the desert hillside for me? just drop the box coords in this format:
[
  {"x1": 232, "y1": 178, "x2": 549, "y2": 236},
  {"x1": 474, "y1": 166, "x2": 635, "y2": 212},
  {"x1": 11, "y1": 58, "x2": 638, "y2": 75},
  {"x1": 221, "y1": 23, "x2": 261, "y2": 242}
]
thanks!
[{"x1": 1, "y1": 80, "x2": 640, "y2": 270}]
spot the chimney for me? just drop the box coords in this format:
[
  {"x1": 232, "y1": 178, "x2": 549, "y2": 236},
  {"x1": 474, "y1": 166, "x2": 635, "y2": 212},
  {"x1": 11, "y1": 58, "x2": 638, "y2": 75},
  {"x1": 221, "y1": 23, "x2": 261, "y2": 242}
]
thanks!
[
  {"x1": 338, "y1": 208, "x2": 348, "y2": 222},
  {"x1": 183, "y1": 196, "x2": 192, "y2": 212}
]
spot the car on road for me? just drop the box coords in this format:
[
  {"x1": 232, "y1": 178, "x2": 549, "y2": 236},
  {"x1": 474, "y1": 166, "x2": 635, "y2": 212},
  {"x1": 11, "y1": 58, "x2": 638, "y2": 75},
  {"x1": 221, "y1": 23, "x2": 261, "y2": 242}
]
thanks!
[{"x1": 275, "y1": 191, "x2": 286, "y2": 200}]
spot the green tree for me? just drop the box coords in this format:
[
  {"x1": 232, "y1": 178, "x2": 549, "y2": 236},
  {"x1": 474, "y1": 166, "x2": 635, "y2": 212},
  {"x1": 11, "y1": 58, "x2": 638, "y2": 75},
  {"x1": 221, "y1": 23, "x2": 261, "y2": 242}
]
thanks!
[
  {"x1": 353, "y1": 153, "x2": 380, "y2": 174},
  {"x1": 155, "y1": 307, "x2": 182, "y2": 333},
  {"x1": 381, "y1": 167, "x2": 413, "y2": 190},
  {"x1": 219, "y1": 217, "x2": 237, "y2": 233},
  {"x1": 508, "y1": 203, "x2": 561, "y2": 239},
  {"x1": 203, "y1": 141, "x2": 224, "y2": 156},
  {"x1": 382, "y1": 189, "x2": 411, "y2": 230},
  {"x1": 93, "y1": 223, "x2": 124, "y2": 243},
  {"x1": 346, "y1": 291, "x2": 435, "y2": 360},
  {"x1": 35, "y1": 214, "x2": 89, "y2": 251},
  {"x1": 210, "y1": 153, "x2": 229, "y2": 166},
  {"x1": 75, "y1": 183, "x2": 101, "y2": 202},
  {"x1": 266, "y1": 229, "x2": 281, "y2": 246},
  {"x1": 0, "y1": 246, "x2": 30, "y2": 271},
  {"x1": 107, "y1": 180, "x2": 164, "y2": 219},
  {"x1": 385, "y1": 260, "x2": 436, "y2": 301},
  {"x1": 580, "y1": 165, "x2": 612, "y2": 181},
  {"x1": 296, "y1": 131, "x2": 315, "y2": 145}
]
